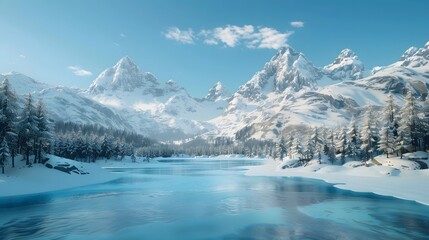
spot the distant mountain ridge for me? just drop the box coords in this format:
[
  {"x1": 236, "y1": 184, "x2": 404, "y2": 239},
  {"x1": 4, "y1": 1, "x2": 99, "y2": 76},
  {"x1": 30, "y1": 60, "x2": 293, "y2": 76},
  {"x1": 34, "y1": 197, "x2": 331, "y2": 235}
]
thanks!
[{"x1": 2, "y1": 41, "x2": 428, "y2": 141}]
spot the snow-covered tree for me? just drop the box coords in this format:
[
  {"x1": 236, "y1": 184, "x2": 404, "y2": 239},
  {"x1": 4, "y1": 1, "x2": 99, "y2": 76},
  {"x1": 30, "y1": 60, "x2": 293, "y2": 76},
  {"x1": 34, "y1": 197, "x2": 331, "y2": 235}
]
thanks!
[
  {"x1": 347, "y1": 117, "x2": 360, "y2": 160},
  {"x1": 378, "y1": 126, "x2": 395, "y2": 157},
  {"x1": 0, "y1": 137, "x2": 10, "y2": 174},
  {"x1": 303, "y1": 136, "x2": 315, "y2": 162},
  {"x1": 324, "y1": 129, "x2": 336, "y2": 163},
  {"x1": 310, "y1": 127, "x2": 324, "y2": 163},
  {"x1": 0, "y1": 78, "x2": 18, "y2": 168},
  {"x1": 378, "y1": 94, "x2": 398, "y2": 157},
  {"x1": 420, "y1": 97, "x2": 429, "y2": 150},
  {"x1": 276, "y1": 137, "x2": 287, "y2": 161},
  {"x1": 290, "y1": 137, "x2": 303, "y2": 160},
  {"x1": 360, "y1": 108, "x2": 378, "y2": 161},
  {"x1": 286, "y1": 134, "x2": 294, "y2": 159},
  {"x1": 35, "y1": 99, "x2": 51, "y2": 163},
  {"x1": 101, "y1": 135, "x2": 113, "y2": 159},
  {"x1": 382, "y1": 93, "x2": 398, "y2": 124},
  {"x1": 335, "y1": 127, "x2": 348, "y2": 164},
  {"x1": 398, "y1": 90, "x2": 418, "y2": 156},
  {"x1": 18, "y1": 94, "x2": 38, "y2": 165}
]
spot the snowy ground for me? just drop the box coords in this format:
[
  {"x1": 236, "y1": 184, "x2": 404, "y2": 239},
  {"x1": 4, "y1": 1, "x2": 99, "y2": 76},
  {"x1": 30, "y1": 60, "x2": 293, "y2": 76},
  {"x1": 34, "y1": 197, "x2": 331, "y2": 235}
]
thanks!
[
  {"x1": 246, "y1": 153, "x2": 429, "y2": 206},
  {"x1": 0, "y1": 155, "x2": 126, "y2": 197}
]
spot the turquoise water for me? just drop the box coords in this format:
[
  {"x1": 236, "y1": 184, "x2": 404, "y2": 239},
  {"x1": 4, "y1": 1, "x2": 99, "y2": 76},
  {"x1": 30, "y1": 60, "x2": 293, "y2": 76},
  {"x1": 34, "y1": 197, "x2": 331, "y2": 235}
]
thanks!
[{"x1": 0, "y1": 159, "x2": 428, "y2": 240}]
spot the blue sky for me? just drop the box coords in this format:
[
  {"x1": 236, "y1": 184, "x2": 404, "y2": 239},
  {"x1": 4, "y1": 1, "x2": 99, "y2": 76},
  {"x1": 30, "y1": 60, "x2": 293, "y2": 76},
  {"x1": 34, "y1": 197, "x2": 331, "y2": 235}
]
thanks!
[{"x1": 0, "y1": 0, "x2": 428, "y2": 97}]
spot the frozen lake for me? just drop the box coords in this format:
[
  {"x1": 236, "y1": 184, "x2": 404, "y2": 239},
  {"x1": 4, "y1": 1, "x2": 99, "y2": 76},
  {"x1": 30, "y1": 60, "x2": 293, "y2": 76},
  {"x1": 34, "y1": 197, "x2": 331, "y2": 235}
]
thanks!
[{"x1": 0, "y1": 159, "x2": 428, "y2": 240}]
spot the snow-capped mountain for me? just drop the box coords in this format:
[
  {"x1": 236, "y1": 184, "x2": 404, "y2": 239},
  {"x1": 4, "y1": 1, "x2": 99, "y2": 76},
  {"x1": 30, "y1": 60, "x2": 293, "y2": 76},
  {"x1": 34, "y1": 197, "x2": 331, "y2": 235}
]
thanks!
[
  {"x1": 2, "y1": 41, "x2": 428, "y2": 142},
  {"x1": 87, "y1": 56, "x2": 161, "y2": 95},
  {"x1": 233, "y1": 47, "x2": 320, "y2": 103},
  {"x1": 399, "y1": 41, "x2": 429, "y2": 69},
  {"x1": 85, "y1": 57, "x2": 227, "y2": 140},
  {"x1": 202, "y1": 81, "x2": 231, "y2": 102},
  {"x1": 323, "y1": 49, "x2": 365, "y2": 81},
  {"x1": 210, "y1": 41, "x2": 429, "y2": 141}
]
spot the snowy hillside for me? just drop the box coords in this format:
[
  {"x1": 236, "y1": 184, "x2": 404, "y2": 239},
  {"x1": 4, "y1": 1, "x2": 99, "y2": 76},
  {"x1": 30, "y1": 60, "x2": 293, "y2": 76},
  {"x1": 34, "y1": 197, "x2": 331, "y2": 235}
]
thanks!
[{"x1": 0, "y1": 72, "x2": 133, "y2": 131}]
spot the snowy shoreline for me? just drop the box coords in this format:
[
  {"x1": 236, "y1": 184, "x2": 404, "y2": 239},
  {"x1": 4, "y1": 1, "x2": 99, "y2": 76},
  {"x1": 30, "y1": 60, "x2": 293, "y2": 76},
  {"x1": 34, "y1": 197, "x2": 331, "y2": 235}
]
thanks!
[
  {"x1": 2, "y1": 154, "x2": 428, "y2": 208},
  {"x1": 0, "y1": 155, "x2": 124, "y2": 197},
  {"x1": 245, "y1": 157, "x2": 429, "y2": 206}
]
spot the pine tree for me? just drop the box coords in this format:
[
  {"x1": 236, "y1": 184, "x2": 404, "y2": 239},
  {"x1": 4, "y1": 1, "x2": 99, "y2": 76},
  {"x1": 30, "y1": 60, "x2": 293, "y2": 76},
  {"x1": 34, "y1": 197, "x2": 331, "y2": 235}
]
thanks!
[
  {"x1": 0, "y1": 137, "x2": 10, "y2": 174},
  {"x1": 310, "y1": 127, "x2": 324, "y2": 163},
  {"x1": 286, "y1": 134, "x2": 294, "y2": 159},
  {"x1": 325, "y1": 129, "x2": 336, "y2": 163},
  {"x1": 378, "y1": 126, "x2": 395, "y2": 157},
  {"x1": 276, "y1": 137, "x2": 287, "y2": 161},
  {"x1": 18, "y1": 94, "x2": 38, "y2": 165},
  {"x1": 101, "y1": 135, "x2": 113, "y2": 159},
  {"x1": 35, "y1": 99, "x2": 51, "y2": 163},
  {"x1": 335, "y1": 127, "x2": 348, "y2": 164},
  {"x1": 290, "y1": 137, "x2": 303, "y2": 161},
  {"x1": 0, "y1": 78, "x2": 18, "y2": 168},
  {"x1": 379, "y1": 94, "x2": 398, "y2": 157},
  {"x1": 360, "y1": 108, "x2": 378, "y2": 161},
  {"x1": 421, "y1": 97, "x2": 429, "y2": 150},
  {"x1": 398, "y1": 90, "x2": 417, "y2": 157},
  {"x1": 347, "y1": 117, "x2": 360, "y2": 160}
]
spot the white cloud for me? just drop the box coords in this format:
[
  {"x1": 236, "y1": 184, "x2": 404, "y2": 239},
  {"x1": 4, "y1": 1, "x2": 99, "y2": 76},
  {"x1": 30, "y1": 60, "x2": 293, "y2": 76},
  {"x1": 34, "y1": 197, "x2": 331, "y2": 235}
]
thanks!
[
  {"x1": 203, "y1": 38, "x2": 218, "y2": 45},
  {"x1": 19, "y1": 54, "x2": 26, "y2": 59},
  {"x1": 256, "y1": 27, "x2": 293, "y2": 49},
  {"x1": 201, "y1": 25, "x2": 292, "y2": 49},
  {"x1": 113, "y1": 42, "x2": 120, "y2": 47},
  {"x1": 120, "y1": 33, "x2": 126, "y2": 38},
  {"x1": 290, "y1": 21, "x2": 304, "y2": 28},
  {"x1": 67, "y1": 66, "x2": 93, "y2": 76},
  {"x1": 164, "y1": 25, "x2": 293, "y2": 49},
  {"x1": 206, "y1": 25, "x2": 255, "y2": 47},
  {"x1": 164, "y1": 27, "x2": 195, "y2": 44}
]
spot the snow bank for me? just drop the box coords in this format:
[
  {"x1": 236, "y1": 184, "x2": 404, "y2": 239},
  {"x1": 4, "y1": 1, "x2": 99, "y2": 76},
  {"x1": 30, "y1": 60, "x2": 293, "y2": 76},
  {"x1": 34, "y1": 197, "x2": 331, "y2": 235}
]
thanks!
[
  {"x1": 246, "y1": 156, "x2": 429, "y2": 206},
  {"x1": 0, "y1": 155, "x2": 119, "y2": 197}
]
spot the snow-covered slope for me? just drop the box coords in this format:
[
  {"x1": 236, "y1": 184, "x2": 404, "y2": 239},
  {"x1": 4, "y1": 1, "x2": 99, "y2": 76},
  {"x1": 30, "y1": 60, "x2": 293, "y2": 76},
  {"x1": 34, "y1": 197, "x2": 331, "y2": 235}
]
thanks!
[
  {"x1": 1, "y1": 72, "x2": 51, "y2": 95},
  {"x1": 1, "y1": 72, "x2": 132, "y2": 131}
]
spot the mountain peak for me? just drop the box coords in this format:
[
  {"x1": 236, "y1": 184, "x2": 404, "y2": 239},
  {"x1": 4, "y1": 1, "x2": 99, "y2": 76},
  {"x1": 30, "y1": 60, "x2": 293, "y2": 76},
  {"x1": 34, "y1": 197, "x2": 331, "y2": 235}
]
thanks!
[
  {"x1": 323, "y1": 49, "x2": 364, "y2": 80},
  {"x1": 204, "y1": 81, "x2": 231, "y2": 102},
  {"x1": 400, "y1": 47, "x2": 419, "y2": 60},
  {"x1": 87, "y1": 56, "x2": 160, "y2": 94},
  {"x1": 400, "y1": 41, "x2": 429, "y2": 68},
  {"x1": 338, "y1": 49, "x2": 356, "y2": 59},
  {"x1": 274, "y1": 46, "x2": 301, "y2": 59},
  {"x1": 115, "y1": 56, "x2": 137, "y2": 69}
]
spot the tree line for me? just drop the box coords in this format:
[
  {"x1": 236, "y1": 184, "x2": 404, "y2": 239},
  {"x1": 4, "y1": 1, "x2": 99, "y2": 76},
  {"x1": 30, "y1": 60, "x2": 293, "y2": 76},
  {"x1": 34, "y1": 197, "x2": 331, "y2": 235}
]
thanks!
[
  {"x1": 273, "y1": 90, "x2": 429, "y2": 164},
  {"x1": 0, "y1": 79, "x2": 51, "y2": 174},
  {"x1": 53, "y1": 122, "x2": 155, "y2": 162}
]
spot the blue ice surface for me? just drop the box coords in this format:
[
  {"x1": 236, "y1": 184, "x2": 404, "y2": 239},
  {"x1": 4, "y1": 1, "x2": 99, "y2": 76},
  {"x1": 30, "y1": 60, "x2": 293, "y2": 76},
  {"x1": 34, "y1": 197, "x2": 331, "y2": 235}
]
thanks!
[{"x1": 0, "y1": 158, "x2": 428, "y2": 240}]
